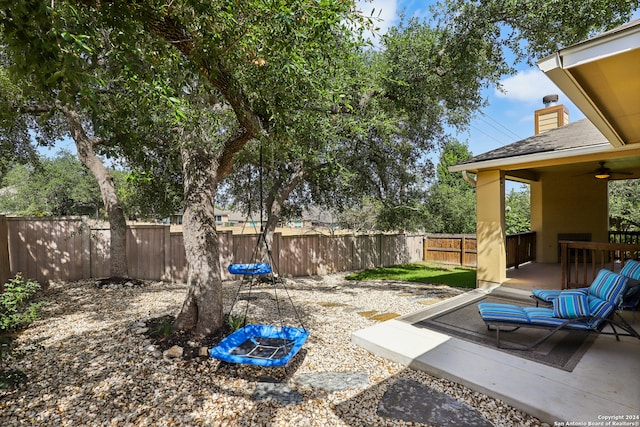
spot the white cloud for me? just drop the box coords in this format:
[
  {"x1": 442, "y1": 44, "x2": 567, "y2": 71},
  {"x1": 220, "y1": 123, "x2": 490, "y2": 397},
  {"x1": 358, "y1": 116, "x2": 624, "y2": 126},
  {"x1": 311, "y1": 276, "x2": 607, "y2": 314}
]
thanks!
[{"x1": 495, "y1": 69, "x2": 566, "y2": 105}]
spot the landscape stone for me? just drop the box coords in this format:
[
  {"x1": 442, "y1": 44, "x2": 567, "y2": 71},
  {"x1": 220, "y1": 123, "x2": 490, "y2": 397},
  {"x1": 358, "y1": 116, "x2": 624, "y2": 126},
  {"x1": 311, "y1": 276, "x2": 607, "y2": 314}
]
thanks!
[
  {"x1": 370, "y1": 312, "x2": 400, "y2": 321},
  {"x1": 251, "y1": 382, "x2": 302, "y2": 404},
  {"x1": 356, "y1": 310, "x2": 378, "y2": 318},
  {"x1": 163, "y1": 345, "x2": 183, "y2": 359},
  {"x1": 295, "y1": 371, "x2": 369, "y2": 392},
  {"x1": 378, "y1": 378, "x2": 493, "y2": 427}
]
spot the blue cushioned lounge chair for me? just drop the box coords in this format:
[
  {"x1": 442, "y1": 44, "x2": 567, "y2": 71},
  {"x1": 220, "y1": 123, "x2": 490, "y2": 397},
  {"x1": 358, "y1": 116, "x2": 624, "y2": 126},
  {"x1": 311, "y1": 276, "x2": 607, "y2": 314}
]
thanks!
[
  {"x1": 478, "y1": 269, "x2": 640, "y2": 350},
  {"x1": 531, "y1": 259, "x2": 640, "y2": 319}
]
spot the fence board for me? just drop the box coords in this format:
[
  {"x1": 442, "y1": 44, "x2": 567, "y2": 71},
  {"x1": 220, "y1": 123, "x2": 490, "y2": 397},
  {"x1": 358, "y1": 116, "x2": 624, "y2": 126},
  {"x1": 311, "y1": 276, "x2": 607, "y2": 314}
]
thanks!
[
  {"x1": 5, "y1": 218, "x2": 431, "y2": 282},
  {"x1": 169, "y1": 232, "x2": 187, "y2": 282},
  {"x1": 91, "y1": 228, "x2": 110, "y2": 278}
]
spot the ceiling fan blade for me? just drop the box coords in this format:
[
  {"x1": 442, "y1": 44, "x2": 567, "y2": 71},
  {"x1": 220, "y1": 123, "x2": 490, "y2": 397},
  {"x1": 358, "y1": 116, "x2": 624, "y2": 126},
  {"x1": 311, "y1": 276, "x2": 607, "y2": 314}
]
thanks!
[{"x1": 611, "y1": 171, "x2": 634, "y2": 176}]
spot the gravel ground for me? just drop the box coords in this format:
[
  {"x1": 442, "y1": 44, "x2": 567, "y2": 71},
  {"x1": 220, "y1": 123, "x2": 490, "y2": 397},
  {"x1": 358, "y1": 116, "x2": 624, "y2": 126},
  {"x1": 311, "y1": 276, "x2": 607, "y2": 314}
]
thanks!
[{"x1": 1, "y1": 274, "x2": 548, "y2": 426}]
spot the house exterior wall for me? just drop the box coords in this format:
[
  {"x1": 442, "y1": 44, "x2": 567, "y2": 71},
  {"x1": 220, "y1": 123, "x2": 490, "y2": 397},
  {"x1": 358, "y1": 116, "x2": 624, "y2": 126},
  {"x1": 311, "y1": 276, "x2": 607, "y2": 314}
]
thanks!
[
  {"x1": 475, "y1": 170, "x2": 506, "y2": 289},
  {"x1": 531, "y1": 172, "x2": 608, "y2": 263}
]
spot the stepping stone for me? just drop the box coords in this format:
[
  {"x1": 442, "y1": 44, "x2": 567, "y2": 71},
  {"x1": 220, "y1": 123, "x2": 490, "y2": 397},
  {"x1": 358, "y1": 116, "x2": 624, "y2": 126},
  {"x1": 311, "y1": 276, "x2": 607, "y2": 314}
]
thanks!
[
  {"x1": 417, "y1": 299, "x2": 439, "y2": 305},
  {"x1": 251, "y1": 382, "x2": 302, "y2": 405},
  {"x1": 357, "y1": 310, "x2": 378, "y2": 318},
  {"x1": 378, "y1": 379, "x2": 493, "y2": 427},
  {"x1": 370, "y1": 312, "x2": 400, "y2": 321},
  {"x1": 398, "y1": 293, "x2": 414, "y2": 297},
  {"x1": 295, "y1": 371, "x2": 369, "y2": 392},
  {"x1": 317, "y1": 301, "x2": 349, "y2": 308}
]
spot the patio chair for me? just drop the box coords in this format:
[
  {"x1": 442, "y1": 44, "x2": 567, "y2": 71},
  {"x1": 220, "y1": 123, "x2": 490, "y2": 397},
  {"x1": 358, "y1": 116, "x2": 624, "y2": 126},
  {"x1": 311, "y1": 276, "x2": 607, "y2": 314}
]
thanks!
[
  {"x1": 531, "y1": 259, "x2": 640, "y2": 320},
  {"x1": 620, "y1": 284, "x2": 640, "y2": 321},
  {"x1": 478, "y1": 269, "x2": 640, "y2": 350}
]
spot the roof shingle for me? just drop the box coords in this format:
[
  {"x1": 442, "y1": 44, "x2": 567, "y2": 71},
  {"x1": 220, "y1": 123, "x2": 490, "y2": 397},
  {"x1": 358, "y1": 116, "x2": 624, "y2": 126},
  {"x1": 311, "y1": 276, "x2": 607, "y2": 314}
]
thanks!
[{"x1": 457, "y1": 119, "x2": 608, "y2": 166}]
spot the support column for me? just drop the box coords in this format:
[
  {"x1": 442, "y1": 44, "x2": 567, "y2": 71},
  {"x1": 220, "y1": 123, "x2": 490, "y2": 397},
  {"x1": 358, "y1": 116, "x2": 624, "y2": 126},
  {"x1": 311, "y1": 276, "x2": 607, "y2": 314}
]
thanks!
[{"x1": 476, "y1": 170, "x2": 506, "y2": 289}]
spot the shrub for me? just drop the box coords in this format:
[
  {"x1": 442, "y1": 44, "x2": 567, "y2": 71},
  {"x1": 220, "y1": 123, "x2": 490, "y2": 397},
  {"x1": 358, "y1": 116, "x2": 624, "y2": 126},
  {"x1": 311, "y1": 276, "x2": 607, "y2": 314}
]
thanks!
[
  {"x1": 150, "y1": 316, "x2": 173, "y2": 338},
  {"x1": 0, "y1": 274, "x2": 42, "y2": 389},
  {"x1": 226, "y1": 313, "x2": 246, "y2": 331}
]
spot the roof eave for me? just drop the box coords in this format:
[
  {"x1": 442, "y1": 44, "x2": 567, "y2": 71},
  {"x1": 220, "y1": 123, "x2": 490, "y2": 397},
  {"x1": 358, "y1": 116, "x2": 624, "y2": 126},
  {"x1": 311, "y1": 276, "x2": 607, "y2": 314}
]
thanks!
[
  {"x1": 536, "y1": 20, "x2": 640, "y2": 148},
  {"x1": 536, "y1": 54, "x2": 626, "y2": 148},
  {"x1": 448, "y1": 142, "x2": 613, "y2": 173}
]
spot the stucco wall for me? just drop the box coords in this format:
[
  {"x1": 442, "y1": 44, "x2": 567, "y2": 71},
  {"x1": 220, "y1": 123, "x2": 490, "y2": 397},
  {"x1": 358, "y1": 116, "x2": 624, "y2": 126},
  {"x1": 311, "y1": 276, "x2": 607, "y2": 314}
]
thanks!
[
  {"x1": 531, "y1": 172, "x2": 608, "y2": 263},
  {"x1": 476, "y1": 170, "x2": 506, "y2": 288}
]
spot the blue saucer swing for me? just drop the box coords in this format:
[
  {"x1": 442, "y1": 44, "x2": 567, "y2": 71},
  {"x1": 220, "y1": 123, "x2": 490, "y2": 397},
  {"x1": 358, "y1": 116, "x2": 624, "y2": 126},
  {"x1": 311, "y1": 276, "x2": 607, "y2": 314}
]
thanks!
[
  {"x1": 209, "y1": 258, "x2": 309, "y2": 367},
  {"x1": 209, "y1": 260, "x2": 309, "y2": 367},
  {"x1": 210, "y1": 142, "x2": 308, "y2": 367},
  {"x1": 209, "y1": 323, "x2": 309, "y2": 367},
  {"x1": 227, "y1": 262, "x2": 272, "y2": 276}
]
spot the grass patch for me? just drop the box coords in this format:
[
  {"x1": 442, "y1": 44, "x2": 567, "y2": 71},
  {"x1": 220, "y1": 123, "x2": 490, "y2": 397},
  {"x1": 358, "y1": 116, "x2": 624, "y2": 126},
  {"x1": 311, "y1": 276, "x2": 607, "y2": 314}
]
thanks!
[{"x1": 345, "y1": 262, "x2": 476, "y2": 289}]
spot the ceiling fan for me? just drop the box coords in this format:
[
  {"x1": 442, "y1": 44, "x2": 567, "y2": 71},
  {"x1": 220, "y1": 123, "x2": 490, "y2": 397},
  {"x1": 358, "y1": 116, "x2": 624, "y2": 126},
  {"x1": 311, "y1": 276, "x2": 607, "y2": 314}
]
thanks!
[{"x1": 590, "y1": 161, "x2": 633, "y2": 179}]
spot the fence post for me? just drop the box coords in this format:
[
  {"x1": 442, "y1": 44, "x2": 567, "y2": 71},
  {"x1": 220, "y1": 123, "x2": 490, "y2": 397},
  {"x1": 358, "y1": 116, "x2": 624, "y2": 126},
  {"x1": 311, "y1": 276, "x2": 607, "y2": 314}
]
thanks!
[
  {"x1": 163, "y1": 225, "x2": 171, "y2": 281},
  {"x1": 0, "y1": 215, "x2": 9, "y2": 287},
  {"x1": 423, "y1": 236, "x2": 429, "y2": 262},
  {"x1": 461, "y1": 236, "x2": 466, "y2": 267}
]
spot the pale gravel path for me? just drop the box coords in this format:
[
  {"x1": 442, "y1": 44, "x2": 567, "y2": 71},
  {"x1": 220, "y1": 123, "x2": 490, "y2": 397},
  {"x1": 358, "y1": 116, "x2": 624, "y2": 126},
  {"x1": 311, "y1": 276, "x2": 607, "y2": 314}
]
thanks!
[{"x1": 1, "y1": 274, "x2": 548, "y2": 426}]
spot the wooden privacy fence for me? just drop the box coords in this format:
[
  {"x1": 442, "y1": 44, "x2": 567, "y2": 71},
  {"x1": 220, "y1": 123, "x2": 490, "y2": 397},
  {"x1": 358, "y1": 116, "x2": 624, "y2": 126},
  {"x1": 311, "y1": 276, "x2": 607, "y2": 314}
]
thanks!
[
  {"x1": 423, "y1": 232, "x2": 536, "y2": 269},
  {"x1": 2, "y1": 217, "x2": 424, "y2": 283},
  {"x1": 423, "y1": 234, "x2": 477, "y2": 267},
  {"x1": 505, "y1": 232, "x2": 536, "y2": 268}
]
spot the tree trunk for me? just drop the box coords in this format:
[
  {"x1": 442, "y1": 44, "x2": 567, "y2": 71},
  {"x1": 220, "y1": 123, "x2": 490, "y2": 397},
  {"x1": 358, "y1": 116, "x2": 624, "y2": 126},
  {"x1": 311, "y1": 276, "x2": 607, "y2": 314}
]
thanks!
[
  {"x1": 125, "y1": 9, "x2": 260, "y2": 334},
  {"x1": 264, "y1": 165, "x2": 307, "y2": 250},
  {"x1": 173, "y1": 140, "x2": 224, "y2": 336},
  {"x1": 58, "y1": 104, "x2": 128, "y2": 278}
]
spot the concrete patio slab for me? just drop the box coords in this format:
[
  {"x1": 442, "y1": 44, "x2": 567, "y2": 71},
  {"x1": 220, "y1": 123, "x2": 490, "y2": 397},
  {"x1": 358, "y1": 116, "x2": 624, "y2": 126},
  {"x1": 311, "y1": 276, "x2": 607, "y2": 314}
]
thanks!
[{"x1": 352, "y1": 288, "x2": 640, "y2": 425}]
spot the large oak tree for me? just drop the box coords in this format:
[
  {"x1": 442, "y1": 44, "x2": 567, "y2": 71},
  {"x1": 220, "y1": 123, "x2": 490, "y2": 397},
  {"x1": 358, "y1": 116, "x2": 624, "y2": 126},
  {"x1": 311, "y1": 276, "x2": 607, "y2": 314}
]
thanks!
[{"x1": 3, "y1": 0, "x2": 367, "y2": 336}]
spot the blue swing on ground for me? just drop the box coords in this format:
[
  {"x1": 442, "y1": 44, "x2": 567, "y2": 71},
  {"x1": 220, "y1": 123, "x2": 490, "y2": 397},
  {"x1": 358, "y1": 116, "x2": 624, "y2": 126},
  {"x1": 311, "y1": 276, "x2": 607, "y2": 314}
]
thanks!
[
  {"x1": 209, "y1": 323, "x2": 309, "y2": 367},
  {"x1": 209, "y1": 262, "x2": 309, "y2": 367}
]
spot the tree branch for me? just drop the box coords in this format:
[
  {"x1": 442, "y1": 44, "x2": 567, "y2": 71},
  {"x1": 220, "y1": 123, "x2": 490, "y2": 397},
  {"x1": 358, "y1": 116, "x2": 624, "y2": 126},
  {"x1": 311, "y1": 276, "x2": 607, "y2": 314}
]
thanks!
[
  {"x1": 19, "y1": 104, "x2": 55, "y2": 114},
  {"x1": 216, "y1": 130, "x2": 254, "y2": 178}
]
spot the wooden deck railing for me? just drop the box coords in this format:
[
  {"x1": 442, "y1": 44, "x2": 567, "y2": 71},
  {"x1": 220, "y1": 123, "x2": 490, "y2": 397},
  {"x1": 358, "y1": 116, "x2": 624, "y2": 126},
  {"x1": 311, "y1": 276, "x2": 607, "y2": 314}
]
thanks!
[
  {"x1": 506, "y1": 232, "x2": 536, "y2": 269},
  {"x1": 560, "y1": 240, "x2": 640, "y2": 289},
  {"x1": 609, "y1": 231, "x2": 640, "y2": 245}
]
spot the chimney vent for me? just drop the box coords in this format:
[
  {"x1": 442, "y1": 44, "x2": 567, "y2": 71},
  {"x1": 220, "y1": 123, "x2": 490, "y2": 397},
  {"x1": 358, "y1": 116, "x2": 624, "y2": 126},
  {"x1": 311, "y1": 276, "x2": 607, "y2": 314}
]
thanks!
[{"x1": 542, "y1": 94, "x2": 559, "y2": 107}]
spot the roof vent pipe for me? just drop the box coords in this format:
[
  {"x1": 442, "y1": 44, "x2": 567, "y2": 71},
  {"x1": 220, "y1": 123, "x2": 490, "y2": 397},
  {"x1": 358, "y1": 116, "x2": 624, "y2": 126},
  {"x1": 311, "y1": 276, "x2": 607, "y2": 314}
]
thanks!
[{"x1": 543, "y1": 94, "x2": 559, "y2": 107}]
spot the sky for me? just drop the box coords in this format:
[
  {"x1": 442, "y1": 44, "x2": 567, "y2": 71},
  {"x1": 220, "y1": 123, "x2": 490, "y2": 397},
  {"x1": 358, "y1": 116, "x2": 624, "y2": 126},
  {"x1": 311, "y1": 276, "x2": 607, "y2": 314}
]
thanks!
[{"x1": 356, "y1": 0, "x2": 586, "y2": 160}]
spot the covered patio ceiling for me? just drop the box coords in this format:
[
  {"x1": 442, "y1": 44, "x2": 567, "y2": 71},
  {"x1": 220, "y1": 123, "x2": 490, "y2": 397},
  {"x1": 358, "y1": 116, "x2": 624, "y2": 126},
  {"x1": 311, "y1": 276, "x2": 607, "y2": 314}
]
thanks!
[{"x1": 537, "y1": 19, "x2": 640, "y2": 147}]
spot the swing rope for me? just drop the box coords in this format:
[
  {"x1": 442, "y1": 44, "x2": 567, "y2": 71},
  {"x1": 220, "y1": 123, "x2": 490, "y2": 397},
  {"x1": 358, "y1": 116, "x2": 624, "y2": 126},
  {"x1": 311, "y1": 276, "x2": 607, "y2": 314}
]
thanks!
[
  {"x1": 211, "y1": 141, "x2": 308, "y2": 367},
  {"x1": 227, "y1": 224, "x2": 306, "y2": 332},
  {"x1": 226, "y1": 140, "x2": 306, "y2": 331}
]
